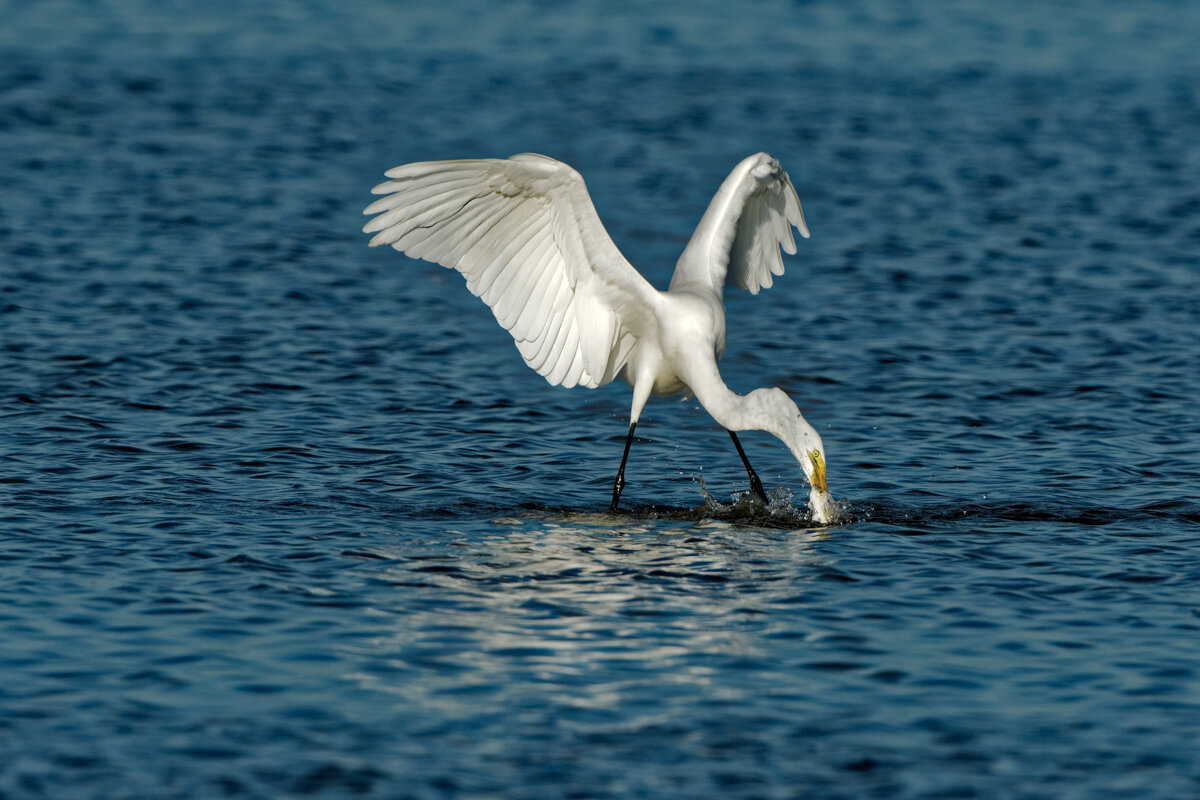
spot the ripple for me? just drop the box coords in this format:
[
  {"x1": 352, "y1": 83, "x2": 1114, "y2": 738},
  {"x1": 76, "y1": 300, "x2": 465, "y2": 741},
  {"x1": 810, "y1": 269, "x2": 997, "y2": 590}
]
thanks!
[{"x1": 3, "y1": 4, "x2": 1200, "y2": 799}]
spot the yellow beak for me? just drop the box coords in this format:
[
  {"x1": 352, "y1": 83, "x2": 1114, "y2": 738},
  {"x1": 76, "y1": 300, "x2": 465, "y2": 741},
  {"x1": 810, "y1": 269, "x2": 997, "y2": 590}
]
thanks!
[{"x1": 807, "y1": 449, "x2": 827, "y2": 494}]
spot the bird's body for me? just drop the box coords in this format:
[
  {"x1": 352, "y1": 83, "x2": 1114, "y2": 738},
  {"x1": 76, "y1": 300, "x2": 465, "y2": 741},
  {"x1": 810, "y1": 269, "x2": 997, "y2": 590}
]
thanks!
[{"x1": 364, "y1": 152, "x2": 838, "y2": 524}]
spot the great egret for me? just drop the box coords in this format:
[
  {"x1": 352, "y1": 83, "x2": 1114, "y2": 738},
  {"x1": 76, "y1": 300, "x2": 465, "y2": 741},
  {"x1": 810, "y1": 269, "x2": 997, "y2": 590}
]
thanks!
[{"x1": 363, "y1": 152, "x2": 838, "y2": 524}]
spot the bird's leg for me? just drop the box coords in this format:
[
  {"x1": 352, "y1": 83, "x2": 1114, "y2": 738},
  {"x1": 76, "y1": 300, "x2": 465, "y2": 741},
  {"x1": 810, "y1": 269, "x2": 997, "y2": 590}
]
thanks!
[
  {"x1": 728, "y1": 430, "x2": 769, "y2": 504},
  {"x1": 609, "y1": 422, "x2": 637, "y2": 511}
]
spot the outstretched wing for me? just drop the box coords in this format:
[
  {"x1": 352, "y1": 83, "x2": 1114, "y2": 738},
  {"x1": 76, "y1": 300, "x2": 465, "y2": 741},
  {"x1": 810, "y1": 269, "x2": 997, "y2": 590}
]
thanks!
[
  {"x1": 364, "y1": 154, "x2": 658, "y2": 388},
  {"x1": 668, "y1": 152, "x2": 809, "y2": 295}
]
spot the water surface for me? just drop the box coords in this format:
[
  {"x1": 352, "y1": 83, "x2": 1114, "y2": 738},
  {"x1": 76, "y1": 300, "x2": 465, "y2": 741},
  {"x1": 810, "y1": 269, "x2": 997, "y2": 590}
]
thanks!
[{"x1": 2, "y1": 1, "x2": 1199, "y2": 797}]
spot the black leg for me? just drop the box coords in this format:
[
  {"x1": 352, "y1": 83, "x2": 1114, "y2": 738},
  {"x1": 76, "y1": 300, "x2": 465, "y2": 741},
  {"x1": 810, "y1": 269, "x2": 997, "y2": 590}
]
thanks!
[
  {"x1": 609, "y1": 422, "x2": 637, "y2": 511},
  {"x1": 728, "y1": 430, "x2": 768, "y2": 504}
]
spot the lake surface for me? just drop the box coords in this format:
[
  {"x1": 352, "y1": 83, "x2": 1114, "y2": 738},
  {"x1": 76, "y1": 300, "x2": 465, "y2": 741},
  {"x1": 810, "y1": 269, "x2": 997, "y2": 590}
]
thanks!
[{"x1": 2, "y1": 1, "x2": 1198, "y2": 797}]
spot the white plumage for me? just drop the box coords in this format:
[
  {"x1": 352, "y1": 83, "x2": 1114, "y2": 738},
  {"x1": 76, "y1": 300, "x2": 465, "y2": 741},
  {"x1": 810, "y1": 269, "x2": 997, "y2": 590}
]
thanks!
[
  {"x1": 364, "y1": 152, "x2": 837, "y2": 524},
  {"x1": 364, "y1": 154, "x2": 648, "y2": 388}
]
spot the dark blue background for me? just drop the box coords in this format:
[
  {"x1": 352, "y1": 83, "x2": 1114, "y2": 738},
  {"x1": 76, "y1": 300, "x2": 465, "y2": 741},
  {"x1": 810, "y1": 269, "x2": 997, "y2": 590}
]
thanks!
[{"x1": 2, "y1": 2, "x2": 1198, "y2": 797}]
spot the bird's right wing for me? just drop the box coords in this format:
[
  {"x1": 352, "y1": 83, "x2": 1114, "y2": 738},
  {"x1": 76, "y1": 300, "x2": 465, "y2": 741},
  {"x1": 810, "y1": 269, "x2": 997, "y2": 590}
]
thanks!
[
  {"x1": 669, "y1": 152, "x2": 809, "y2": 295},
  {"x1": 363, "y1": 154, "x2": 658, "y2": 388}
]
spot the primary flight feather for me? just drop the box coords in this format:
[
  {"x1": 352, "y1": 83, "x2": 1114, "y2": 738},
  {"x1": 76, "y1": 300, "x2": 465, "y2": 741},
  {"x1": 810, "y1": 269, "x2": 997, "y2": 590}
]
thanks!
[{"x1": 363, "y1": 152, "x2": 838, "y2": 524}]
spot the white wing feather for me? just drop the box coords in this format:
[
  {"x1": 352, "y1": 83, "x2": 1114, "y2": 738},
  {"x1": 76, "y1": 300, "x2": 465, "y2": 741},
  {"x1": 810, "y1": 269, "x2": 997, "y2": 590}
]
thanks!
[
  {"x1": 363, "y1": 154, "x2": 658, "y2": 388},
  {"x1": 669, "y1": 152, "x2": 809, "y2": 296}
]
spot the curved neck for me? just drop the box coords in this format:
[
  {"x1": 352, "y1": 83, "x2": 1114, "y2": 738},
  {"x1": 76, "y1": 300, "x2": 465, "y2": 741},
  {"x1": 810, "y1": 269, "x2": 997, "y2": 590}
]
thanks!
[{"x1": 687, "y1": 367, "x2": 824, "y2": 485}]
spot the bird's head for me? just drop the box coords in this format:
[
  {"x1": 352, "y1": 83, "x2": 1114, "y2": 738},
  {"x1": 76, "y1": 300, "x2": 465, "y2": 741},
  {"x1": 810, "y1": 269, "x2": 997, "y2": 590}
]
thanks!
[
  {"x1": 786, "y1": 412, "x2": 838, "y2": 526},
  {"x1": 752, "y1": 387, "x2": 840, "y2": 525},
  {"x1": 803, "y1": 448, "x2": 839, "y2": 525}
]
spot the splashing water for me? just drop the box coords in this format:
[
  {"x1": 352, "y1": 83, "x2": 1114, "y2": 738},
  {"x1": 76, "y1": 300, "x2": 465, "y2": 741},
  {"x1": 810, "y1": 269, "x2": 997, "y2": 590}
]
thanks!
[{"x1": 696, "y1": 475, "x2": 841, "y2": 528}]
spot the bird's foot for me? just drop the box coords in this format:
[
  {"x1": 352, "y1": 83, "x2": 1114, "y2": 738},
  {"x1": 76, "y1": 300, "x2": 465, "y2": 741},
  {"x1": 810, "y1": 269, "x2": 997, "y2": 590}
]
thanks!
[
  {"x1": 749, "y1": 474, "x2": 768, "y2": 505},
  {"x1": 608, "y1": 474, "x2": 626, "y2": 512}
]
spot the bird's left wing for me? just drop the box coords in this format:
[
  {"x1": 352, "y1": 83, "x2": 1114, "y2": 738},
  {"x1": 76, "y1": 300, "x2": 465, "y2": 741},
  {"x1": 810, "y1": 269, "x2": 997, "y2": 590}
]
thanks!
[
  {"x1": 669, "y1": 152, "x2": 809, "y2": 296},
  {"x1": 363, "y1": 154, "x2": 657, "y2": 388}
]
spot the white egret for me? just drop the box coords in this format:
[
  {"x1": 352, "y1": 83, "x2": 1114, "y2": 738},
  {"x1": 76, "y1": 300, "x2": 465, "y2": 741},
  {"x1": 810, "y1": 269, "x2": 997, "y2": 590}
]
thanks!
[{"x1": 363, "y1": 152, "x2": 838, "y2": 524}]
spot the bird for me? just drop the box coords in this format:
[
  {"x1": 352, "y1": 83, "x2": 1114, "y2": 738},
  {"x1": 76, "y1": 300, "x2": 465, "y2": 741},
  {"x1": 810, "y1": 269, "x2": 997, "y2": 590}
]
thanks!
[{"x1": 363, "y1": 152, "x2": 838, "y2": 524}]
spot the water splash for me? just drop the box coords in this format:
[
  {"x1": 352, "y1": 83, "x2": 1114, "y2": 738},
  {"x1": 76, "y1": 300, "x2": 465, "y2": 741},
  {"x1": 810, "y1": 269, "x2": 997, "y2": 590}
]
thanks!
[{"x1": 692, "y1": 475, "x2": 831, "y2": 528}]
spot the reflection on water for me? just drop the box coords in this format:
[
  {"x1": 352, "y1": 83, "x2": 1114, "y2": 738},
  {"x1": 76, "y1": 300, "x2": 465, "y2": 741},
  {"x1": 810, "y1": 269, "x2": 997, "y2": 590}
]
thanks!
[{"x1": 352, "y1": 517, "x2": 836, "y2": 720}]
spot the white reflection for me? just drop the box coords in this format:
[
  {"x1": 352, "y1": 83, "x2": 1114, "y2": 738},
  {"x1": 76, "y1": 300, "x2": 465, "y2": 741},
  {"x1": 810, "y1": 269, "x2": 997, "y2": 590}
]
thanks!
[{"x1": 346, "y1": 514, "x2": 836, "y2": 718}]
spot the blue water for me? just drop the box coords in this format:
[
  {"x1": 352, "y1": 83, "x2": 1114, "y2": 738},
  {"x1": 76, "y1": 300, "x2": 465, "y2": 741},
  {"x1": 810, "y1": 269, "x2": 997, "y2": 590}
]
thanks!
[{"x1": 3, "y1": 1, "x2": 1199, "y2": 797}]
